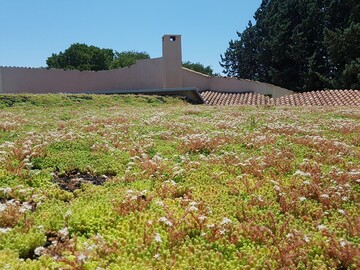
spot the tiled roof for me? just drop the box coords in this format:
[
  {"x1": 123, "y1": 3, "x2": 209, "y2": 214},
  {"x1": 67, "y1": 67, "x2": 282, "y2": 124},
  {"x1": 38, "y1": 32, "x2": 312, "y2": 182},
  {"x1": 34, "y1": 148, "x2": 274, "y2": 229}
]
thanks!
[
  {"x1": 200, "y1": 90, "x2": 360, "y2": 106},
  {"x1": 201, "y1": 91, "x2": 270, "y2": 106}
]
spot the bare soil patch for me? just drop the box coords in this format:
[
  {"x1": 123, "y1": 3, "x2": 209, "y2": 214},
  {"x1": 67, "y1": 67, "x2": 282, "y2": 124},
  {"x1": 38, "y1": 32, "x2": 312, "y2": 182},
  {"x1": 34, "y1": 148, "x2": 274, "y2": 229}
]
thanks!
[{"x1": 53, "y1": 170, "x2": 109, "y2": 192}]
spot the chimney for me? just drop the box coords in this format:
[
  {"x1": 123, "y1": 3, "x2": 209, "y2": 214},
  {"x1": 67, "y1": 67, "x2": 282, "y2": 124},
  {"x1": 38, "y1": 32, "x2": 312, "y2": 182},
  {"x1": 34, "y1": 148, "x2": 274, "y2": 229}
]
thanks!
[{"x1": 162, "y1": 35, "x2": 183, "y2": 88}]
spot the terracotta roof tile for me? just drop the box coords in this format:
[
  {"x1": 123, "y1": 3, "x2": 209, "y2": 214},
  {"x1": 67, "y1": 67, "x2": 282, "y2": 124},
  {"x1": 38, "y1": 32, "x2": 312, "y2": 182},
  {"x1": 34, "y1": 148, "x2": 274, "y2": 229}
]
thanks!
[{"x1": 200, "y1": 90, "x2": 360, "y2": 106}]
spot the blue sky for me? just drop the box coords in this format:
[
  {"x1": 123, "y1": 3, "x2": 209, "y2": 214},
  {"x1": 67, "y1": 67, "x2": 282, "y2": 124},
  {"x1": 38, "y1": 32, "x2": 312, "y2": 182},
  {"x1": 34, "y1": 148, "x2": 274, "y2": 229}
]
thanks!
[{"x1": 0, "y1": 0, "x2": 261, "y2": 73}]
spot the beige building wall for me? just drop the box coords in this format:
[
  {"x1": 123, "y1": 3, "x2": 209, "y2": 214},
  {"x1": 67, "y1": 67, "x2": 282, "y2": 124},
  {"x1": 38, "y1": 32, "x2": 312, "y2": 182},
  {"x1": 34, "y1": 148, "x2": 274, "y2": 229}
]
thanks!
[
  {"x1": 135, "y1": 57, "x2": 163, "y2": 89},
  {"x1": 208, "y1": 76, "x2": 293, "y2": 98},
  {"x1": 0, "y1": 34, "x2": 293, "y2": 98},
  {"x1": 162, "y1": 35, "x2": 183, "y2": 88},
  {"x1": 182, "y1": 68, "x2": 210, "y2": 90},
  {"x1": 182, "y1": 68, "x2": 293, "y2": 98},
  {"x1": 0, "y1": 66, "x2": 131, "y2": 94},
  {"x1": 0, "y1": 57, "x2": 164, "y2": 94}
]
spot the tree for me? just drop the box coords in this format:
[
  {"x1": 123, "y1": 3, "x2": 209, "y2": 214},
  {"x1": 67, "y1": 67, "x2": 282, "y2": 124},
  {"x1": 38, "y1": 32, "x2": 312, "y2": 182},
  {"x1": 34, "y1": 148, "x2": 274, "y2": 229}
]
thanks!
[
  {"x1": 220, "y1": 22, "x2": 261, "y2": 80},
  {"x1": 182, "y1": 61, "x2": 215, "y2": 76},
  {"x1": 47, "y1": 44, "x2": 150, "y2": 71},
  {"x1": 109, "y1": 51, "x2": 150, "y2": 69},
  {"x1": 220, "y1": 0, "x2": 360, "y2": 91},
  {"x1": 47, "y1": 43, "x2": 114, "y2": 71},
  {"x1": 323, "y1": 22, "x2": 360, "y2": 89}
]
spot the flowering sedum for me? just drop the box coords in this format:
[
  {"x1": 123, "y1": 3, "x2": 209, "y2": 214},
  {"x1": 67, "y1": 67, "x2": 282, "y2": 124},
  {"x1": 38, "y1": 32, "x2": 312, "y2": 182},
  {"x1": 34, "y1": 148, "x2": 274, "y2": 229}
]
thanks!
[{"x1": 0, "y1": 94, "x2": 359, "y2": 269}]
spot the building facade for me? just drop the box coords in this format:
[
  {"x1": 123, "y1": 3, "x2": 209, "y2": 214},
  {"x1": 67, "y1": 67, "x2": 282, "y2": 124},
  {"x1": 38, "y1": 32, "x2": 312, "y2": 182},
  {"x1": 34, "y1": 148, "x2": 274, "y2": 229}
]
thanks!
[{"x1": 0, "y1": 35, "x2": 293, "y2": 99}]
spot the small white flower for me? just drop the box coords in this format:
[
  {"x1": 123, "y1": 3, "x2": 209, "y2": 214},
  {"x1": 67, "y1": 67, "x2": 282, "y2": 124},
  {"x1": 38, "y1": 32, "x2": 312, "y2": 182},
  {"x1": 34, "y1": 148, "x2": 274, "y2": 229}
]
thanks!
[
  {"x1": 317, "y1": 224, "x2": 326, "y2": 231},
  {"x1": 199, "y1": 215, "x2": 207, "y2": 222},
  {"x1": 207, "y1": 224, "x2": 215, "y2": 229},
  {"x1": 286, "y1": 233, "x2": 293, "y2": 238},
  {"x1": 189, "y1": 201, "x2": 198, "y2": 206},
  {"x1": 220, "y1": 217, "x2": 232, "y2": 226},
  {"x1": 0, "y1": 187, "x2": 12, "y2": 194},
  {"x1": 174, "y1": 169, "x2": 185, "y2": 175},
  {"x1": 154, "y1": 233, "x2": 162, "y2": 243},
  {"x1": 155, "y1": 201, "x2": 165, "y2": 207},
  {"x1": 95, "y1": 233, "x2": 104, "y2": 240},
  {"x1": 170, "y1": 180, "x2": 177, "y2": 185},
  {"x1": 273, "y1": 186, "x2": 281, "y2": 192},
  {"x1": 270, "y1": 180, "x2": 279, "y2": 185},
  {"x1": 0, "y1": 227, "x2": 12, "y2": 234},
  {"x1": 338, "y1": 209, "x2": 345, "y2": 215},
  {"x1": 159, "y1": 217, "x2": 173, "y2": 227},
  {"x1": 19, "y1": 202, "x2": 32, "y2": 213},
  {"x1": 294, "y1": 170, "x2": 311, "y2": 177},
  {"x1": 0, "y1": 203, "x2": 7, "y2": 213},
  {"x1": 24, "y1": 162, "x2": 33, "y2": 168},
  {"x1": 59, "y1": 227, "x2": 69, "y2": 239},
  {"x1": 303, "y1": 235, "x2": 310, "y2": 243},
  {"x1": 153, "y1": 253, "x2": 160, "y2": 259},
  {"x1": 188, "y1": 205, "x2": 198, "y2": 212},
  {"x1": 339, "y1": 240, "x2": 347, "y2": 247},
  {"x1": 219, "y1": 229, "x2": 226, "y2": 235},
  {"x1": 320, "y1": 194, "x2": 329, "y2": 199},
  {"x1": 77, "y1": 253, "x2": 87, "y2": 262},
  {"x1": 341, "y1": 196, "x2": 348, "y2": 201},
  {"x1": 34, "y1": 246, "x2": 45, "y2": 256},
  {"x1": 299, "y1": 196, "x2": 307, "y2": 202},
  {"x1": 64, "y1": 210, "x2": 72, "y2": 218},
  {"x1": 37, "y1": 225, "x2": 44, "y2": 232},
  {"x1": 6, "y1": 199, "x2": 16, "y2": 206}
]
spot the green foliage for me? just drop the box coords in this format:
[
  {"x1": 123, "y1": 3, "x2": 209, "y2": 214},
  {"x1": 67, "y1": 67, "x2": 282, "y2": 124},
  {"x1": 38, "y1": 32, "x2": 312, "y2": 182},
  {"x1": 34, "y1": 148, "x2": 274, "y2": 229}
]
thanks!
[
  {"x1": 68, "y1": 190, "x2": 116, "y2": 236},
  {"x1": 0, "y1": 95, "x2": 359, "y2": 269},
  {"x1": 0, "y1": 169, "x2": 20, "y2": 187},
  {"x1": 323, "y1": 22, "x2": 360, "y2": 89},
  {"x1": 47, "y1": 43, "x2": 114, "y2": 71},
  {"x1": 221, "y1": 0, "x2": 360, "y2": 91},
  {"x1": 182, "y1": 61, "x2": 216, "y2": 76},
  {"x1": 0, "y1": 249, "x2": 57, "y2": 269},
  {"x1": 0, "y1": 94, "x2": 184, "y2": 108},
  {"x1": 110, "y1": 51, "x2": 150, "y2": 69},
  {"x1": 46, "y1": 43, "x2": 150, "y2": 71},
  {"x1": 0, "y1": 230, "x2": 46, "y2": 259}
]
